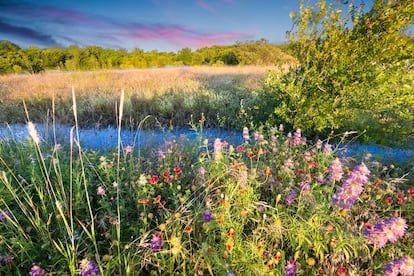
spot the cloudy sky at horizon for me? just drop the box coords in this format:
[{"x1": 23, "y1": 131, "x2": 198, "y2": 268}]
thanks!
[{"x1": 0, "y1": 0, "x2": 385, "y2": 52}]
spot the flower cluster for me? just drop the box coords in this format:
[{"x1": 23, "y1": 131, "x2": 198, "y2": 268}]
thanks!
[
  {"x1": 328, "y1": 158, "x2": 343, "y2": 182},
  {"x1": 79, "y1": 258, "x2": 99, "y2": 276},
  {"x1": 150, "y1": 232, "x2": 163, "y2": 251},
  {"x1": 286, "y1": 190, "x2": 297, "y2": 206},
  {"x1": 385, "y1": 256, "x2": 414, "y2": 276},
  {"x1": 285, "y1": 260, "x2": 297, "y2": 276},
  {"x1": 332, "y1": 163, "x2": 370, "y2": 209},
  {"x1": 288, "y1": 129, "x2": 306, "y2": 146},
  {"x1": 203, "y1": 209, "x2": 213, "y2": 222},
  {"x1": 30, "y1": 265, "x2": 46, "y2": 276},
  {"x1": 364, "y1": 217, "x2": 407, "y2": 248}
]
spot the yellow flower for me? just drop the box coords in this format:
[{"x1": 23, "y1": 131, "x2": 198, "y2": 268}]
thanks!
[
  {"x1": 307, "y1": 257, "x2": 316, "y2": 266},
  {"x1": 159, "y1": 223, "x2": 166, "y2": 231}
]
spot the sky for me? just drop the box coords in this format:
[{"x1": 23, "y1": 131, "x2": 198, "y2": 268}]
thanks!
[
  {"x1": 0, "y1": 0, "x2": 399, "y2": 53},
  {"x1": 0, "y1": 0, "x2": 305, "y2": 52}
]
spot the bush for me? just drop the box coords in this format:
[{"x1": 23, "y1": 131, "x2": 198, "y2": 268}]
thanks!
[{"x1": 251, "y1": 0, "x2": 414, "y2": 147}]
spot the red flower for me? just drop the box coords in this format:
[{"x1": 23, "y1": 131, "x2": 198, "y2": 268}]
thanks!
[
  {"x1": 385, "y1": 197, "x2": 393, "y2": 206},
  {"x1": 163, "y1": 171, "x2": 170, "y2": 178},
  {"x1": 174, "y1": 166, "x2": 182, "y2": 175},
  {"x1": 138, "y1": 198, "x2": 149, "y2": 204},
  {"x1": 236, "y1": 145, "x2": 243, "y2": 152},
  {"x1": 408, "y1": 187, "x2": 414, "y2": 195},
  {"x1": 153, "y1": 195, "x2": 161, "y2": 204},
  {"x1": 397, "y1": 192, "x2": 403, "y2": 199},
  {"x1": 337, "y1": 266, "x2": 346, "y2": 275},
  {"x1": 149, "y1": 175, "x2": 159, "y2": 184}
]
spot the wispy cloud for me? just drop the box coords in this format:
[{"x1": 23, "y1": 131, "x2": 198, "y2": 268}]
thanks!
[
  {"x1": 0, "y1": 1, "x2": 252, "y2": 50},
  {"x1": 196, "y1": 0, "x2": 216, "y2": 13},
  {"x1": 0, "y1": 19, "x2": 61, "y2": 47}
]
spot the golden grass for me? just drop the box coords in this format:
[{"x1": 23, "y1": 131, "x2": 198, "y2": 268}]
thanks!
[{"x1": 0, "y1": 65, "x2": 276, "y2": 101}]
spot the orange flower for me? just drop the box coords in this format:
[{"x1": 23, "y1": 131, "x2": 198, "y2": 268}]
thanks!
[
  {"x1": 217, "y1": 214, "x2": 224, "y2": 225},
  {"x1": 138, "y1": 198, "x2": 149, "y2": 204},
  {"x1": 273, "y1": 251, "x2": 282, "y2": 261},
  {"x1": 227, "y1": 228, "x2": 236, "y2": 237},
  {"x1": 264, "y1": 259, "x2": 274, "y2": 268},
  {"x1": 226, "y1": 238, "x2": 234, "y2": 251},
  {"x1": 265, "y1": 166, "x2": 272, "y2": 177},
  {"x1": 184, "y1": 227, "x2": 193, "y2": 233}
]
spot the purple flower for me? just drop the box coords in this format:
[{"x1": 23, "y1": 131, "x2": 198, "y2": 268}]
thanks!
[
  {"x1": 332, "y1": 163, "x2": 370, "y2": 210},
  {"x1": 328, "y1": 158, "x2": 343, "y2": 182},
  {"x1": 0, "y1": 211, "x2": 10, "y2": 222},
  {"x1": 289, "y1": 129, "x2": 305, "y2": 146},
  {"x1": 198, "y1": 167, "x2": 206, "y2": 176},
  {"x1": 30, "y1": 265, "x2": 46, "y2": 276},
  {"x1": 316, "y1": 174, "x2": 324, "y2": 184},
  {"x1": 286, "y1": 190, "x2": 297, "y2": 206},
  {"x1": 285, "y1": 260, "x2": 297, "y2": 276},
  {"x1": 79, "y1": 258, "x2": 99, "y2": 276},
  {"x1": 364, "y1": 217, "x2": 407, "y2": 248},
  {"x1": 257, "y1": 205, "x2": 264, "y2": 213},
  {"x1": 203, "y1": 209, "x2": 213, "y2": 222},
  {"x1": 323, "y1": 143, "x2": 332, "y2": 155},
  {"x1": 150, "y1": 232, "x2": 163, "y2": 251},
  {"x1": 385, "y1": 256, "x2": 414, "y2": 276}
]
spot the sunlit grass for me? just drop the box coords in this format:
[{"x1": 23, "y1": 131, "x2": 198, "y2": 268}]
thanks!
[{"x1": 0, "y1": 66, "x2": 276, "y2": 129}]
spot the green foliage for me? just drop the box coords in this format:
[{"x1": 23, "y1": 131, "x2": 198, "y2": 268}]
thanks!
[
  {"x1": 253, "y1": 0, "x2": 414, "y2": 147},
  {"x1": 0, "y1": 39, "x2": 294, "y2": 74}
]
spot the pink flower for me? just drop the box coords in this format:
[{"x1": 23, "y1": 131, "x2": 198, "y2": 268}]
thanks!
[
  {"x1": 97, "y1": 186, "x2": 106, "y2": 195},
  {"x1": 328, "y1": 158, "x2": 343, "y2": 182},
  {"x1": 125, "y1": 145, "x2": 133, "y2": 155}
]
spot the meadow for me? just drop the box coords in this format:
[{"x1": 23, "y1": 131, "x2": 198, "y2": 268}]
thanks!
[
  {"x1": 0, "y1": 70, "x2": 413, "y2": 275},
  {"x1": 0, "y1": 0, "x2": 413, "y2": 274},
  {"x1": 0, "y1": 66, "x2": 275, "y2": 130}
]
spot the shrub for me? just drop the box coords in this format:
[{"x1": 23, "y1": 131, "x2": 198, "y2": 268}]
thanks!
[{"x1": 251, "y1": 0, "x2": 414, "y2": 147}]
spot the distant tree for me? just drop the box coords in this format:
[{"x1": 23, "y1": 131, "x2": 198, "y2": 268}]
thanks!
[
  {"x1": 0, "y1": 41, "x2": 21, "y2": 73},
  {"x1": 0, "y1": 40, "x2": 20, "y2": 53},
  {"x1": 41, "y1": 48, "x2": 65, "y2": 69},
  {"x1": 177, "y1": 48, "x2": 193, "y2": 65},
  {"x1": 221, "y1": 51, "x2": 239, "y2": 65},
  {"x1": 65, "y1": 45, "x2": 81, "y2": 70},
  {"x1": 80, "y1": 46, "x2": 104, "y2": 70},
  {"x1": 20, "y1": 47, "x2": 44, "y2": 73}
]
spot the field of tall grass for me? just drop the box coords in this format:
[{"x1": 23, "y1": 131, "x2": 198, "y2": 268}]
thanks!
[{"x1": 0, "y1": 66, "x2": 278, "y2": 129}]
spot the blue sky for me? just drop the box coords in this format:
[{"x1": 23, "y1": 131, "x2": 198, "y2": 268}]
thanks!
[{"x1": 0, "y1": 0, "x2": 382, "y2": 52}]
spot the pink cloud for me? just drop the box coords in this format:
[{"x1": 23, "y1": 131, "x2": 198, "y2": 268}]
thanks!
[
  {"x1": 196, "y1": 0, "x2": 216, "y2": 13},
  {"x1": 120, "y1": 22, "x2": 251, "y2": 49}
]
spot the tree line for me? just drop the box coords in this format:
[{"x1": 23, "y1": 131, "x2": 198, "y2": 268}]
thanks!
[{"x1": 0, "y1": 39, "x2": 294, "y2": 74}]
